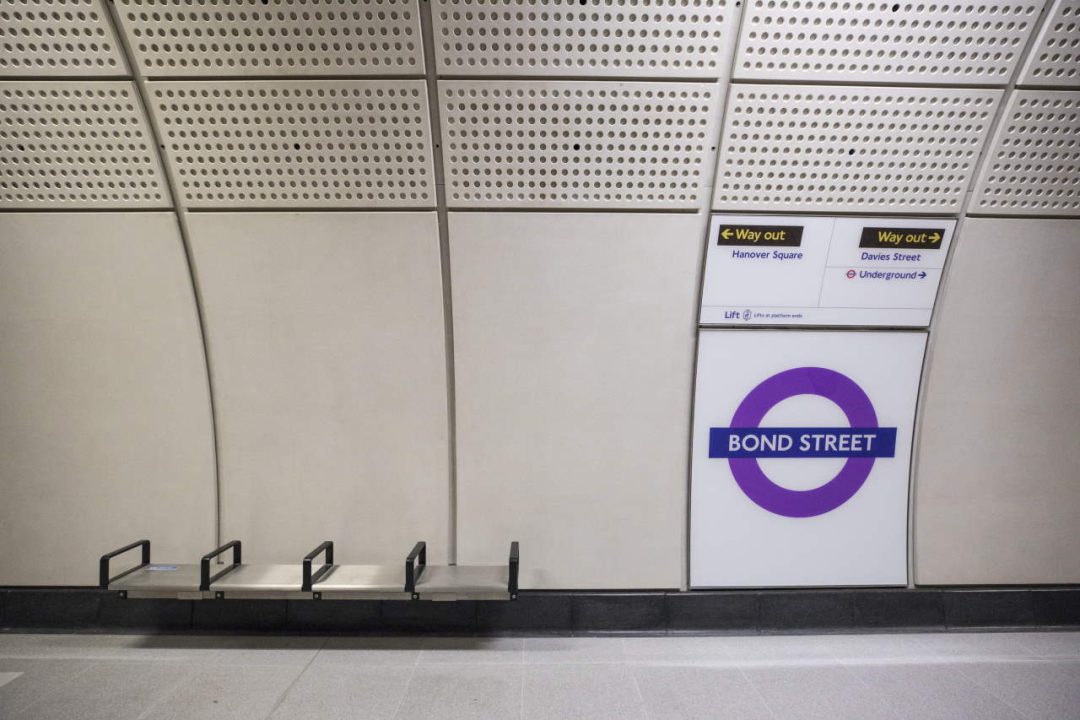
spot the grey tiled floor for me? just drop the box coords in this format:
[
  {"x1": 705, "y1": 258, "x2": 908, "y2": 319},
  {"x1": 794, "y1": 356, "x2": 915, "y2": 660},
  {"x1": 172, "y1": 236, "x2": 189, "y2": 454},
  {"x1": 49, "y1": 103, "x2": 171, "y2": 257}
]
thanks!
[{"x1": 0, "y1": 631, "x2": 1077, "y2": 719}]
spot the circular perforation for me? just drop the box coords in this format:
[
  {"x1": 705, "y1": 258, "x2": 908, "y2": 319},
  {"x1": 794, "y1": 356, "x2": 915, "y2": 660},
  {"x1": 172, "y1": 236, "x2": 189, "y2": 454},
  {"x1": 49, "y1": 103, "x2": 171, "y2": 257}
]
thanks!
[
  {"x1": 150, "y1": 81, "x2": 434, "y2": 207},
  {"x1": 973, "y1": 91, "x2": 1080, "y2": 214},
  {"x1": 1021, "y1": 0, "x2": 1080, "y2": 86},
  {"x1": 115, "y1": 0, "x2": 422, "y2": 77},
  {"x1": 440, "y1": 81, "x2": 719, "y2": 208},
  {"x1": 735, "y1": 1, "x2": 1042, "y2": 84},
  {"x1": 714, "y1": 86, "x2": 1000, "y2": 213},
  {"x1": 0, "y1": 0, "x2": 125, "y2": 76},
  {"x1": 0, "y1": 82, "x2": 168, "y2": 208},
  {"x1": 434, "y1": 0, "x2": 735, "y2": 78}
]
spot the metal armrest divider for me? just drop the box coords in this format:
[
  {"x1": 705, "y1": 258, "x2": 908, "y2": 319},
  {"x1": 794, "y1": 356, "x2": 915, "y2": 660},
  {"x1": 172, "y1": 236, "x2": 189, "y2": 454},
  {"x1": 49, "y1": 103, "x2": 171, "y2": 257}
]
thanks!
[
  {"x1": 508, "y1": 541, "x2": 519, "y2": 600},
  {"x1": 99, "y1": 539, "x2": 151, "y2": 590},
  {"x1": 200, "y1": 540, "x2": 242, "y2": 592},
  {"x1": 405, "y1": 541, "x2": 427, "y2": 599},
  {"x1": 302, "y1": 540, "x2": 334, "y2": 594}
]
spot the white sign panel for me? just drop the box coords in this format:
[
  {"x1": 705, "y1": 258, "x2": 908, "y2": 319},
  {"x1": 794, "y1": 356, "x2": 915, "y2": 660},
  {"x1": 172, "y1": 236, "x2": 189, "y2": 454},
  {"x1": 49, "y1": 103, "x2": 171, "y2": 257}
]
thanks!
[
  {"x1": 700, "y1": 215, "x2": 954, "y2": 327},
  {"x1": 690, "y1": 330, "x2": 926, "y2": 588}
]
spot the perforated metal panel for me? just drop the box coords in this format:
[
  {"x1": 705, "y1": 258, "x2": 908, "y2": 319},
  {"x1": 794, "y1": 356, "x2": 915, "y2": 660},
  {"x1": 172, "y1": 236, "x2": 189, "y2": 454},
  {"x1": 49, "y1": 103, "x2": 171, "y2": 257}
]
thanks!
[
  {"x1": 713, "y1": 85, "x2": 1001, "y2": 214},
  {"x1": 733, "y1": 1, "x2": 1042, "y2": 85},
  {"x1": 114, "y1": 0, "x2": 423, "y2": 78},
  {"x1": 432, "y1": 0, "x2": 739, "y2": 79},
  {"x1": 0, "y1": 82, "x2": 169, "y2": 209},
  {"x1": 440, "y1": 81, "x2": 721, "y2": 209},
  {"x1": 0, "y1": 0, "x2": 127, "y2": 77},
  {"x1": 149, "y1": 81, "x2": 435, "y2": 208},
  {"x1": 1019, "y1": 0, "x2": 1080, "y2": 87},
  {"x1": 970, "y1": 91, "x2": 1080, "y2": 216}
]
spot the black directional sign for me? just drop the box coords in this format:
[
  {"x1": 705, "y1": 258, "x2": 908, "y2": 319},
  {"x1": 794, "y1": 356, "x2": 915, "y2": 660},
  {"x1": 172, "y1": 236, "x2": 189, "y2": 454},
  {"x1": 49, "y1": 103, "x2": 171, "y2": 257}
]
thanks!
[
  {"x1": 716, "y1": 224, "x2": 804, "y2": 247},
  {"x1": 859, "y1": 227, "x2": 945, "y2": 250}
]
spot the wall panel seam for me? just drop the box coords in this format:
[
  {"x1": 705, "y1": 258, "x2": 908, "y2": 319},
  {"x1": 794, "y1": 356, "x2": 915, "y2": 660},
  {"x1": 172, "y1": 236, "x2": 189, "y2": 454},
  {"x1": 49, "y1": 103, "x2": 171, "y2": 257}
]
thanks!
[
  {"x1": 419, "y1": 0, "x2": 458, "y2": 565},
  {"x1": 685, "y1": 0, "x2": 749, "y2": 592},
  {"x1": 100, "y1": 0, "x2": 224, "y2": 548},
  {"x1": 906, "y1": 0, "x2": 1059, "y2": 587}
]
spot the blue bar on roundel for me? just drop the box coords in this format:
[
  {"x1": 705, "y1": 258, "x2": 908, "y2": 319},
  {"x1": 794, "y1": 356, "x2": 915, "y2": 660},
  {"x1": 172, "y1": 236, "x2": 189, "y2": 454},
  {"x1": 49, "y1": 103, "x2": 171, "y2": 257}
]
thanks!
[{"x1": 708, "y1": 427, "x2": 897, "y2": 459}]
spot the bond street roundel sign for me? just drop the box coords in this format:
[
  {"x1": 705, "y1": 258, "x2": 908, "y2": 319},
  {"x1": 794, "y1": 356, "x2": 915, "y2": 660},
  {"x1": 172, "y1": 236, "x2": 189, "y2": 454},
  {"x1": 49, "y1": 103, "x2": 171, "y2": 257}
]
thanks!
[{"x1": 708, "y1": 367, "x2": 897, "y2": 518}]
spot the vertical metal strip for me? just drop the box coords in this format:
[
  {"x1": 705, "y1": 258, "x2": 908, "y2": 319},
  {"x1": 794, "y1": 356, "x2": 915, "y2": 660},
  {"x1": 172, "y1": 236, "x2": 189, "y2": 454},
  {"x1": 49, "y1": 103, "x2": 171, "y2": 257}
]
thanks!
[
  {"x1": 905, "y1": 0, "x2": 1057, "y2": 588},
  {"x1": 101, "y1": 0, "x2": 225, "y2": 547},
  {"x1": 417, "y1": 0, "x2": 459, "y2": 564}
]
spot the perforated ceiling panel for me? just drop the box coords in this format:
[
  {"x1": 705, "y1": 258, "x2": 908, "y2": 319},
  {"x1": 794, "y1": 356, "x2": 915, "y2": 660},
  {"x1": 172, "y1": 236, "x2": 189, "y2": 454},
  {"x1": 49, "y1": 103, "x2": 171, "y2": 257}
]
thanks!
[
  {"x1": 149, "y1": 81, "x2": 435, "y2": 208},
  {"x1": 0, "y1": 82, "x2": 169, "y2": 209},
  {"x1": 970, "y1": 91, "x2": 1080, "y2": 216},
  {"x1": 440, "y1": 81, "x2": 721, "y2": 209},
  {"x1": 733, "y1": 1, "x2": 1043, "y2": 85},
  {"x1": 1019, "y1": 0, "x2": 1080, "y2": 87},
  {"x1": 713, "y1": 85, "x2": 1001, "y2": 214},
  {"x1": 432, "y1": 0, "x2": 738, "y2": 79},
  {"x1": 113, "y1": 0, "x2": 423, "y2": 78},
  {"x1": 0, "y1": 0, "x2": 127, "y2": 77}
]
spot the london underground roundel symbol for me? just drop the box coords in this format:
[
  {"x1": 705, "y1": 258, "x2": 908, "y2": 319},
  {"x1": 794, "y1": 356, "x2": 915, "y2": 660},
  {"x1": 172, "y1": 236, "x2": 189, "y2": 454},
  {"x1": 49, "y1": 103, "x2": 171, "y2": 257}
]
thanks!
[{"x1": 708, "y1": 367, "x2": 897, "y2": 518}]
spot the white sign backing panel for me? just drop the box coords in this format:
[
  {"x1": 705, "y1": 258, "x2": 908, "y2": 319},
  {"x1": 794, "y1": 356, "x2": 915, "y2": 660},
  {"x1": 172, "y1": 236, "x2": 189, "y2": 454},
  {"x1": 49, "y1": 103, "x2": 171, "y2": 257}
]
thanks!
[
  {"x1": 690, "y1": 330, "x2": 926, "y2": 588},
  {"x1": 700, "y1": 215, "x2": 954, "y2": 327}
]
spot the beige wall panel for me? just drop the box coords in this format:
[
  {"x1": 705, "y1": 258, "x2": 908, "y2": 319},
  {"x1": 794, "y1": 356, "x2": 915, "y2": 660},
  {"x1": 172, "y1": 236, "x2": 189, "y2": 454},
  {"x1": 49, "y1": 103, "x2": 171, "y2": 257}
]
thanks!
[
  {"x1": 187, "y1": 212, "x2": 449, "y2": 565},
  {"x1": 451, "y1": 212, "x2": 705, "y2": 589},
  {"x1": 915, "y1": 218, "x2": 1080, "y2": 585},
  {"x1": 0, "y1": 213, "x2": 216, "y2": 585}
]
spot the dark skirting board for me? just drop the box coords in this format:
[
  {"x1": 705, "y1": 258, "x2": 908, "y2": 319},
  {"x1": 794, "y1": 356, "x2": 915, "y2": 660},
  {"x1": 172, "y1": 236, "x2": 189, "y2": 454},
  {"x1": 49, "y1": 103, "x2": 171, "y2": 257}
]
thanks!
[{"x1": 1, "y1": 587, "x2": 1077, "y2": 635}]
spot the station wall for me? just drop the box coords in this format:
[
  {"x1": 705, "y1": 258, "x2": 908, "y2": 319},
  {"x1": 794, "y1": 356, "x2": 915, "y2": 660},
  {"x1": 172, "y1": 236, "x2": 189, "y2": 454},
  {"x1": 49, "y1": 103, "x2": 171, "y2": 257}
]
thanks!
[
  {"x1": 0, "y1": 0, "x2": 1077, "y2": 588},
  {"x1": 450, "y1": 213, "x2": 703, "y2": 589},
  {"x1": 0, "y1": 214, "x2": 215, "y2": 585},
  {"x1": 915, "y1": 218, "x2": 1080, "y2": 585},
  {"x1": 185, "y1": 212, "x2": 451, "y2": 567}
]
